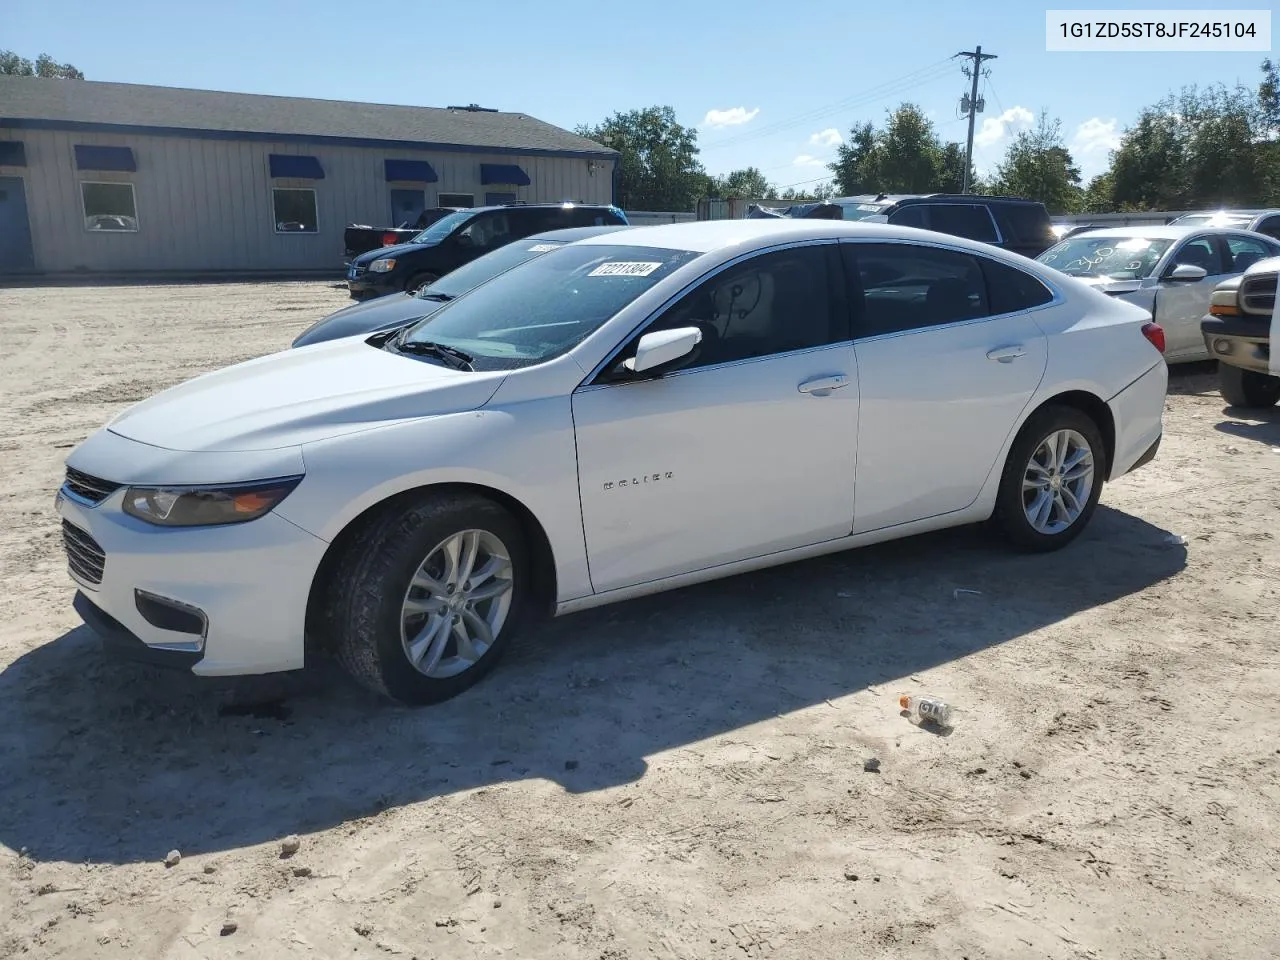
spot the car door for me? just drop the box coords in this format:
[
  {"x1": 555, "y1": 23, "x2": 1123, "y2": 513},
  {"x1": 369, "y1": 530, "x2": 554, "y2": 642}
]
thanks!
[
  {"x1": 1152, "y1": 233, "x2": 1230, "y2": 360},
  {"x1": 842, "y1": 241, "x2": 1050, "y2": 534},
  {"x1": 571, "y1": 242, "x2": 858, "y2": 593}
]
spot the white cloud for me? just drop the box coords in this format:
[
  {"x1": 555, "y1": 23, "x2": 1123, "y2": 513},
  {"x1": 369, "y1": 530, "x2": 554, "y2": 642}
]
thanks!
[
  {"x1": 974, "y1": 105, "x2": 1034, "y2": 148},
  {"x1": 792, "y1": 154, "x2": 825, "y2": 167},
  {"x1": 703, "y1": 106, "x2": 760, "y2": 128},
  {"x1": 808, "y1": 127, "x2": 843, "y2": 147},
  {"x1": 1071, "y1": 117, "x2": 1122, "y2": 156}
]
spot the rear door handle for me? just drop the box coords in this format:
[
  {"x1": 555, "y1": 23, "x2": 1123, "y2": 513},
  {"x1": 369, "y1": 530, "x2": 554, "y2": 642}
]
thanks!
[
  {"x1": 797, "y1": 375, "x2": 851, "y2": 395},
  {"x1": 986, "y1": 345, "x2": 1026, "y2": 363}
]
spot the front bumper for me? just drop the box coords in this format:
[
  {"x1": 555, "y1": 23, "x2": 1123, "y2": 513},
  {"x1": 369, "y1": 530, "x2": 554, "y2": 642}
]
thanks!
[
  {"x1": 345, "y1": 268, "x2": 399, "y2": 299},
  {"x1": 1201, "y1": 317, "x2": 1272, "y2": 375},
  {"x1": 58, "y1": 483, "x2": 329, "y2": 676}
]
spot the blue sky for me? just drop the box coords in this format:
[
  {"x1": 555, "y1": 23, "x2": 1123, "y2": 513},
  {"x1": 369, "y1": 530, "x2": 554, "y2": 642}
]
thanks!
[{"x1": 6, "y1": 0, "x2": 1273, "y2": 189}]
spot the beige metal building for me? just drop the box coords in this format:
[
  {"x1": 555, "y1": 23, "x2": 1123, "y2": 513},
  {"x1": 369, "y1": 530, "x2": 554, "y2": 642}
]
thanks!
[{"x1": 0, "y1": 77, "x2": 618, "y2": 276}]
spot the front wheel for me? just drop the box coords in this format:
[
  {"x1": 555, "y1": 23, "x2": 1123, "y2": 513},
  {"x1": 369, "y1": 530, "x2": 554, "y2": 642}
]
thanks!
[
  {"x1": 1219, "y1": 363, "x2": 1280, "y2": 409},
  {"x1": 404, "y1": 273, "x2": 440, "y2": 296},
  {"x1": 992, "y1": 405, "x2": 1106, "y2": 553},
  {"x1": 324, "y1": 493, "x2": 528, "y2": 705}
]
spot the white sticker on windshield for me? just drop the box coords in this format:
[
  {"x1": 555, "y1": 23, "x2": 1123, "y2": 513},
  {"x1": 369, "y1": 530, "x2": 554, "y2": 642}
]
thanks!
[
  {"x1": 856, "y1": 204, "x2": 882, "y2": 212},
  {"x1": 526, "y1": 243, "x2": 558, "y2": 252},
  {"x1": 589, "y1": 261, "x2": 663, "y2": 277}
]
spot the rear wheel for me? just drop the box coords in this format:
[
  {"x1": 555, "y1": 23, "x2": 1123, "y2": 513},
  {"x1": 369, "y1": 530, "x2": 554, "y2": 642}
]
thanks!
[
  {"x1": 1219, "y1": 363, "x2": 1280, "y2": 409},
  {"x1": 324, "y1": 492, "x2": 527, "y2": 705},
  {"x1": 404, "y1": 273, "x2": 440, "y2": 296},
  {"x1": 993, "y1": 405, "x2": 1106, "y2": 553}
]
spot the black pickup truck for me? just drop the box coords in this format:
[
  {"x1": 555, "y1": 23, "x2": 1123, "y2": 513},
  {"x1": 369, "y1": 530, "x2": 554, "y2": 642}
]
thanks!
[{"x1": 343, "y1": 208, "x2": 461, "y2": 258}]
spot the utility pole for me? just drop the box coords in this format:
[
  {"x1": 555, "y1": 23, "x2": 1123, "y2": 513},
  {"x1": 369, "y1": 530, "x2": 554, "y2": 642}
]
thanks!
[{"x1": 957, "y1": 45, "x2": 997, "y2": 194}]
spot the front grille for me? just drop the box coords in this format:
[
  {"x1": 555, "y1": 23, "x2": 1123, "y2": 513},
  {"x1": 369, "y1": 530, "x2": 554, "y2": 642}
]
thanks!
[
  {"x1": 62, "y1": 520, "x2": 106, "y2": 585},
  {"x1": 1240, "y1": 274, "x2": 1277, "y2": 317},
  {"x1": 64, "y1": 467, "x2": 122, "y2": 506}
]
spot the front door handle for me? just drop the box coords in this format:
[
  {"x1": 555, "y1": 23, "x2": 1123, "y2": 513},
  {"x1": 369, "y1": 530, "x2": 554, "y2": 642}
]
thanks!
[
  {"x1": 986, "y1": 345, "x2": 1026, "y2": 363},
  {"x1": 797, "y1": 375, "x2": 851, "y2": 395}
]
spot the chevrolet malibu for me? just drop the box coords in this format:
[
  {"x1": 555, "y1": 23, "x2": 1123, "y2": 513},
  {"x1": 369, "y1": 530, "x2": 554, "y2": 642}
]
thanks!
[{"x1": 58, "y1": 220, "x2": 1168, "y2": 705}]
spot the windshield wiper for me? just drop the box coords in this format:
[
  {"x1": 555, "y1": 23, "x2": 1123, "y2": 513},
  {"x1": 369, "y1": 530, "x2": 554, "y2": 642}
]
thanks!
[
  {"x1": 414, "y1": 291, "x2": 454, "y2": 302},
  {"x1": 395, "y1": 334, "x2": 474, "y2": 370}
]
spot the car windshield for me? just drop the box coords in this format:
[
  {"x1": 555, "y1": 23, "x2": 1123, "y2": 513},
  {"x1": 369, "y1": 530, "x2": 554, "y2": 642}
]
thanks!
[
  {"x1": 1037, "y1": 235, "x2": 1174, "y2": 280},
  {"x1": 398, "y1": 243, "x2": 700, "y2": 369},
  {"x1": 422, "y1": 239, "x2": 565, "y2": 299},
  {"x1": 411, "y1": 209, "x2": 477, "y2": 245},
  {"x1": 1173, "y1": 214, "x2": 1250, "y2": 228}
]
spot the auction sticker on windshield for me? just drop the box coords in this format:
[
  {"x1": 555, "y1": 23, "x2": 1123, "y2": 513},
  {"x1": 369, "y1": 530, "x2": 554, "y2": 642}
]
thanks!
[
  {"x1": 526, "y1": 243, "x2": 559, "y2": 252},
  {"x1": 589, "y1": 261, "x2": 663, "y2": 277}
]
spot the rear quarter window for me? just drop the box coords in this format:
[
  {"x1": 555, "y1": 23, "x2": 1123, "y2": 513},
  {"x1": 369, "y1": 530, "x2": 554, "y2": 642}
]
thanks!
[
  {"x1": 981, "y1": 258, "x2": 1055, "y2": 314},
  {"x1": 996, "y1": 204, "x2": 1053, "y2": 245}
]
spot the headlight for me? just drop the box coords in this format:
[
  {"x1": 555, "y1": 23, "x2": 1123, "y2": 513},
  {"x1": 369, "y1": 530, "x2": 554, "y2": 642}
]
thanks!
[
  {"x1": 123, "y1": 476, "x2": 303, "y2": 527},
  {"x1": 369, "y1": 258, "x2": 397, "y2": 273}
]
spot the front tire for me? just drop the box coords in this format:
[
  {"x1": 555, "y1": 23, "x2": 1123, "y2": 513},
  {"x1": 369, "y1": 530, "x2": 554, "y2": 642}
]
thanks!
[
  {"x1": 404, "y1": 273, "x2": 440, "y2": 296},
  {"x1": 993, "y1": 405, "x2": 1106, "y2": 553},
  {"x1": 324, "y1": 493, "x2": 528, "y2": 705},
  {"x1": 1219, "y1": 363, "x2": 1280, "y2": 409}
]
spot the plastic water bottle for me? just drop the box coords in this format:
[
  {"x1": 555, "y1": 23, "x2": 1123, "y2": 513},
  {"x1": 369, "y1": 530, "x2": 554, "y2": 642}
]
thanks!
[{"x1": 900, "y1": 695, "x2": 954, "y2": 727}]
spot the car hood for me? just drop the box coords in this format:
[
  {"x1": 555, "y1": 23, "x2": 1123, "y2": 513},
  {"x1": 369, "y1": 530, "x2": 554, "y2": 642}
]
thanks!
[
  {"x1": 291, "y1": 293, "x2": 447, "y2": 348},
  {"x1": 107, "y1": 340, "x2": 506, "y2": 453},
  {"x1": 1072, "y1": 276, "x2": 1149, "y2": 295},
  {"x1": 353, "y1": 240, "x2": 436, "y2": 264}
]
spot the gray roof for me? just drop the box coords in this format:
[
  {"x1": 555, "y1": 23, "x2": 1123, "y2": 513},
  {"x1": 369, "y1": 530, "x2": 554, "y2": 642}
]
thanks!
[{"x1": 0, "y1": 77, "x2": 615, "y2": 158}]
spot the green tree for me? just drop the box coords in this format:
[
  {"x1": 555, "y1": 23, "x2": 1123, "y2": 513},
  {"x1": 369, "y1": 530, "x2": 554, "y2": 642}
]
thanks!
[
  {"x1": 0, "y1": 50, "x2": 84, "y2": 78},
  {"x1": 708, "y1": 167, "x2": 775, "y2": 199},
  {"x1": 829, "y1": 121, "x2": 875, "y2": 195},
  {"x1": 987, "y1": 112, "x2": 1082, "y2": 213},
  {"x1": 1080, "y1": 172, "x2": 1115, "y2": 213},
  {"x1": 576, "y1": 106, "x2": 706, "y2": 211},
  {"x1": 780, "y1": 182, "x2": 835, "y2": 201},
  {"x1": 828, "y1": 106, "x2": 968, "y2": 196}
]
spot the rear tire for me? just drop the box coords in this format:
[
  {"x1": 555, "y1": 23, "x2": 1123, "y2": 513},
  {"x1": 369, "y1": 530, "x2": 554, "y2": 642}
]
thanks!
[
  {"x1": 1219, "y1": 363, "x2": 1280, "y2": 409},
  {"x1": 993, "y1": 405, "x2": 1106, "y2": 553},
  {"x1": 404, "y1": 273, "x2": 440, "y2": 296},
  {"x1": 323, "y1": 492, "x2": 528, "y2": 705}
]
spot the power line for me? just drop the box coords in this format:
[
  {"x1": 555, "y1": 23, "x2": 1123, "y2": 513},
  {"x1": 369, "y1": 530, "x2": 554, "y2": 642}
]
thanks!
[{"x1": 699, "y1": 58, "x2": 957, "y2": 153}]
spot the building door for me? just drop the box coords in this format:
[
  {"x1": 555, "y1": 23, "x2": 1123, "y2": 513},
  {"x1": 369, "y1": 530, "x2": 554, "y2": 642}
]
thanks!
[
  {"x1": 0, "y1": 177, "x2": 35, "y2": 272},
  {"x1": 389, "y1": 189, "x2": 426, "y2": 227}
]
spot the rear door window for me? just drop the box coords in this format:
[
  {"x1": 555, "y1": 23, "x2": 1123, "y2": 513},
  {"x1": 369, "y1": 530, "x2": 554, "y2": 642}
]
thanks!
[
  {"x1": 924, "y1": 204, "x2": 1000, "y2": 243},
  {"x1": 1255, "y1": 216, "x2": 1280, "y2": 241},
  {"x1": 842, "y1": 242, "x2": 991, "y2": 337}
]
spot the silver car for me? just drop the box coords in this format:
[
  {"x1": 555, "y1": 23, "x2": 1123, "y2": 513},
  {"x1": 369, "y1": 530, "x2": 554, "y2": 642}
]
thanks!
[
  {"x1": 1036, "y1": 226, "x2": 1280, "y2": 362},
  {"x1": 1168, "y1": 209, "x2": 1280, "y2": 241}
]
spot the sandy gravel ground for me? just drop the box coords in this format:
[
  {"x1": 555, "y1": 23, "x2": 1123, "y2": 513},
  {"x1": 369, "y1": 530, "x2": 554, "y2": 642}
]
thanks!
[{"x1": 1, "y1": 281, "x2": 1278, "y2": 960}]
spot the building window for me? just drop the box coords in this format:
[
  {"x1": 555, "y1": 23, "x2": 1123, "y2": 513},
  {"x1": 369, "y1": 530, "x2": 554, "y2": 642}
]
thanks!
[
  {"x1": 438, "y1": 193, "x2": 474, "y2": 208},
  {"x1": 81, "y1": 181, "x2": 138, "y2": 232},
  {"x1": 272, "y1": 188, "x2": 318, "y2": 233}
]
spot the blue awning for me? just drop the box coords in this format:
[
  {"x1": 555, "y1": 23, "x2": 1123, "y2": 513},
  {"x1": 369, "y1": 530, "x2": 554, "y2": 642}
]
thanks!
[
  {"x1": 74, "y1": 145, "x2": 136, "y2": 172},
  {"x1": 268, "y1": 154, "x2": 325, "y2": 179},
  {"x1": 0, "y1": 141, "x2": 26, "y2": 166},
  {"x1": 384, "y1": 158, "x2": 438, "y2": 183},
  {"x1": 480, "y1": 163, "x2": 531, "y2": 186}
]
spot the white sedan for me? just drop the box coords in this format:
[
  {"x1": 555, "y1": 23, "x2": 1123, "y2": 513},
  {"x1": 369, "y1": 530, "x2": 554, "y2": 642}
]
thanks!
[
  {"x1": 1036, "y1": 225, "x2": 1280, "y2": 362},
  {"x1": 58, "y1": 220, "x2": 1168, "y2": 705}
]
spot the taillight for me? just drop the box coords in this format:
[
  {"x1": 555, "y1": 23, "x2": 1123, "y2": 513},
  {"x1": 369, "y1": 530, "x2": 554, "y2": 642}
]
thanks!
[
  {"x1": 1142, "y1": 321, "x2": 1166, "y2": 354},
  {"x1": 381, "y1": 232, "x2": 398, "y2": 246}
]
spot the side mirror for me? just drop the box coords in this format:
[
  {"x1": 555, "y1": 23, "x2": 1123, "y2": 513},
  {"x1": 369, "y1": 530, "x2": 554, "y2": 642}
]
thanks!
[
  {"x1": 1166, "y1": 263, "x2": 1208, "y2": 282},
  {"x1": 624, "y1": 327, "x2": 703, "y2": 375}
]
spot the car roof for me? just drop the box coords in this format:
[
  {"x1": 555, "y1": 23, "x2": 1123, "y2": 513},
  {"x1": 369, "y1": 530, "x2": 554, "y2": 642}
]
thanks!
[
  {"x1": 466, "y1": 202, "x2": 619, "y2": 216},
  {"x1": 1063, "y1": 225, "x2": 1258, "y2": 240},
  {"x1": 572, "y1": 218, "x2": 1043, "y2": 256},
  {"x1": 524, "y1": 225, "x2": 632, "y2": 242},
  {"x1": 832, "y1": 193, "x2": 1041, "y2": 207}
]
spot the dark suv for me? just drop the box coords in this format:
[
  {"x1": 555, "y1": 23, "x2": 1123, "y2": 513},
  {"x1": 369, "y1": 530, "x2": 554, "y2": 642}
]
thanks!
[
  {"x1": 346, "y1": 202, "x2": 629, "y2": 298},
  {"x1": 828, "y1": 194, "x2": 1057, "y2": 259}
]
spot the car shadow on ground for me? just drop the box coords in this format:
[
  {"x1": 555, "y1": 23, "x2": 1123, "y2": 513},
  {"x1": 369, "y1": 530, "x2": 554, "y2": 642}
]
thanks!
[
  {"x1": 0, "y1": 506, "x2": 1185, "y2": 866},
  {"x1": 1215, "y1": 405, "x2": 1280, "y2": 447},
  {"x1": 1165, "y1": 360, "x2": 1218, "y2": 397}
]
